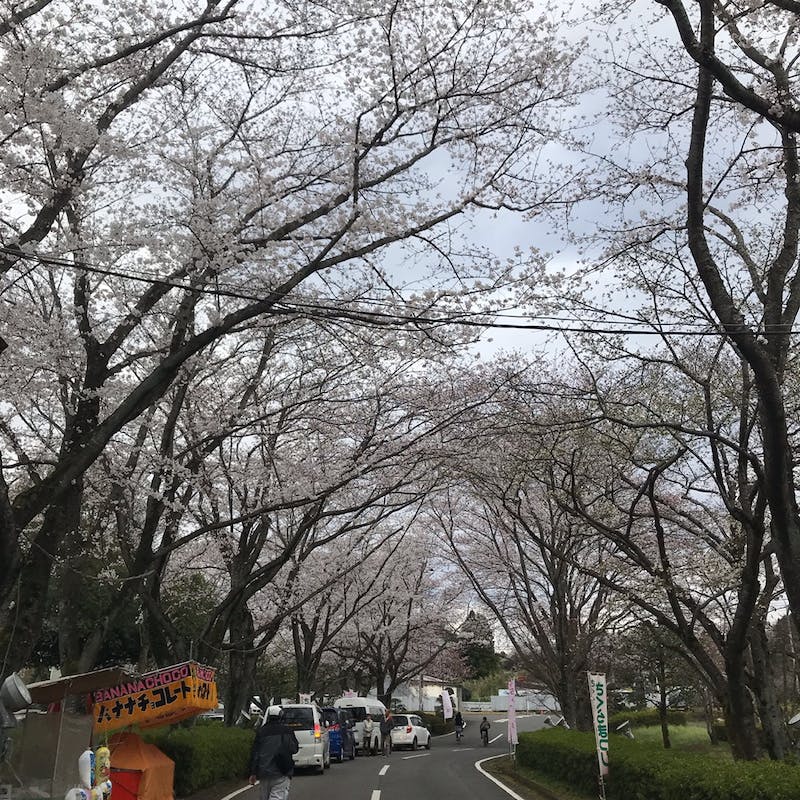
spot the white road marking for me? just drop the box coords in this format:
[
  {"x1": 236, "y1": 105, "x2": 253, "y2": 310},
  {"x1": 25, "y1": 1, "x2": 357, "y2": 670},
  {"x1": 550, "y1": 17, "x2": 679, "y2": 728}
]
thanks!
[
  {"x1": 371, "y1": 791, "x2": 381, "y2": 800},
  {"x1": 490, "y1": 733, "x2": 504, "y2": 743},
  {"x1": 474, "y1": 755, "x2": 527, "y2": 800},
  {"x1": 379, "y1": 765, "x2": 390, "y2": 776},
  {"x1": 220, "y1": 787, "x2": 254, "y2": 800},
  {"x1": 401, "y1": 753, "x2": 429, "y2": 760}
]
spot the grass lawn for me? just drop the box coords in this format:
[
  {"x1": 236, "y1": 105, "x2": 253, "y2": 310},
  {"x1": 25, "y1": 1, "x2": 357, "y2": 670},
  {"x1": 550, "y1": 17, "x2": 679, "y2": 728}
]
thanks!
[{"x1": 630, "y1": 722, "x2": 733, "y2": 759}]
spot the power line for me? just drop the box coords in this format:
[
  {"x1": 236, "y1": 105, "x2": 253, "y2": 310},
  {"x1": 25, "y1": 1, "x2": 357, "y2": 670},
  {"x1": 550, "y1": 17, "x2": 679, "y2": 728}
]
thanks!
[{"x1": 0, "y1": 244, "x2": 789, "y2": 338}]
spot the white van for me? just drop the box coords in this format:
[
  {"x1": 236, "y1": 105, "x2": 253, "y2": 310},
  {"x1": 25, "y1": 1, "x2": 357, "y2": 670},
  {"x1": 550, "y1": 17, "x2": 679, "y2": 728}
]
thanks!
[
  {"x1": 279, "y1": 703, "x2": 330, "y2": 773},
  {"x1": 333, "y1": 696, "x2": 387, "y2": 755}
]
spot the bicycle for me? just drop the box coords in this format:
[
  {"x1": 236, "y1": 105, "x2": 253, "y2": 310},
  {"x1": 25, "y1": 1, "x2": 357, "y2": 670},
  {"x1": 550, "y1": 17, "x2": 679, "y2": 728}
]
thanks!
[
  {"x1": 455, "y1": 724, "x2": 464, "y2": 743},
  {"x1": 480, "y1": 727, "x2": 489, "y2": 746}
]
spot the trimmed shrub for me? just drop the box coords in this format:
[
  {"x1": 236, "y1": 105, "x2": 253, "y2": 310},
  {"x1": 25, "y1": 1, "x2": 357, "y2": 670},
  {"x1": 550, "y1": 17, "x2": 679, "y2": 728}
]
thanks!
[
  {"x1": 143, "y1": 724, "x2": 254, "y2": 797},
  {"x1": 516, "y1": 729, "x2": 800, "y2": 800},
  {"x1": 419, "y1": 711, "x2": 453, "y2": 736}
]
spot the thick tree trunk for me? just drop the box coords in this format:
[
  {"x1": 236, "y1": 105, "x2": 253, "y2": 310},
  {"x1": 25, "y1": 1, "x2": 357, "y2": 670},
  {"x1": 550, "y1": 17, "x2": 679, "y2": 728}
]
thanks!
[
  {"x1": 5, "y1": 488, "x2": 82, "y2": 673},
  {"x1": 749, "y1": 622, "x2": 790, "y2": 760},
  {"x1": 225, "y1": 611, "x2": 257, "y2": 726},
  {"x1": 724, "y1": 658, "x2": 761, "y2": 760}
]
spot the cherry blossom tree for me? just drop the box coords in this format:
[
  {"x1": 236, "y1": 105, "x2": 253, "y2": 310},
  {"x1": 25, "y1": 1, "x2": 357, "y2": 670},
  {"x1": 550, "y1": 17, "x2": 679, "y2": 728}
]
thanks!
[
  {"x1": 427, "y1": 347, "x2": 790, "y2": 757},
  {"x1": 538, "y1": 345, "x2": 787, "y2": 759},
  {"x1": 0, "y1": 0, "x2": 583, "y2": 674},
  {"x1": 333, "y1": 536, "x2": 460, "y2": 706},
  {"x1": 433, "y1": 447, "x2": 624, "y2": 730},
  {"x1": 587, "y1": 1, "x2": 800, "y2": 637}
]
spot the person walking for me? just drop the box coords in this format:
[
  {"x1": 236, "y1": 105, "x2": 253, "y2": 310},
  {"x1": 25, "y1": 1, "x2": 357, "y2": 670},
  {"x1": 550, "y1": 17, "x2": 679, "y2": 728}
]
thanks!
[
  {"x1": 379, "y1": 710, "x2": 394, "y2": 756},
  {"x1": 363, "y1": 713, "x2": 375, "y2": 755},
  {"x1": 248, "y1": 706, "x2": 300, "y2": 800}
]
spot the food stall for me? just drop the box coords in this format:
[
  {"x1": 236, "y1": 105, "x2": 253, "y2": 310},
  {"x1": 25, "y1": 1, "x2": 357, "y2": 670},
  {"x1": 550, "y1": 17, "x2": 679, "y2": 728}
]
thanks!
[{"x1": 1, "y1": 663, "x2": 217, "y2": 800}]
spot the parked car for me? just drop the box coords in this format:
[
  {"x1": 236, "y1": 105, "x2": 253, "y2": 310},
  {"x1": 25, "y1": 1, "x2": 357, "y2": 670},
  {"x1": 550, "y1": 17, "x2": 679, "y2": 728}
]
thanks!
[
  {"x1": 390, "y1": 713, "x2": 431, "y2": 750},
  {"x1": 322, "y1": 707, "x2": 356, "y2": 762},
  {"x1": 333, "y1": 696, "x2": 387, "y2": 755},
  {"x1": 279, "y1": 703, "x2": 331, "y2": 773},
  {"x1": 198, "y1": 703, "x2": 224, "y2": 722}
]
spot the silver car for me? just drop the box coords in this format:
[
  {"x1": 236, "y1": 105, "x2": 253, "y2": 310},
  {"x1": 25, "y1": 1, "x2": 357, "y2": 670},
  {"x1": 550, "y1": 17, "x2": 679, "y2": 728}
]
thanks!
[{"x1": 280, "y1": 703, "x2": 331, "y2": 773}]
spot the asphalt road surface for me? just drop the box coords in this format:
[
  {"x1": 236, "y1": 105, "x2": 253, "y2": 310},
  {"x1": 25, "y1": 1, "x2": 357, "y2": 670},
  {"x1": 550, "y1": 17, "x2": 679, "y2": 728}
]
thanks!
[{"x1": 233, "y1": 713, "x2": 550, "y2": 800}]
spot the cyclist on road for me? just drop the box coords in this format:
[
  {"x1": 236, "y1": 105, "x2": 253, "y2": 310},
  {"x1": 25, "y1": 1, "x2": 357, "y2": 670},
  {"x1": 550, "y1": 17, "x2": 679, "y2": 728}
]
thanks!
[
  {"x1": 454, "y1": 710, "x2": 464, "y2": 741},
  {"x1": 480, "y1": 716, "x2": 491, "y2": 745}
]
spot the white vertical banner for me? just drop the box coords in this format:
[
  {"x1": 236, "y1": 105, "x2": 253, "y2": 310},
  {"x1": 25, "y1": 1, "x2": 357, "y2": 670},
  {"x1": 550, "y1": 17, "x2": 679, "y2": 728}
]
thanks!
[
  {"x1": 441, "y1": 689, "x2": 453, "y2": 720},
  {"x1": 588, "y1": 673, "x2": 609, "y2": 777},
  {"x1": 507, "y1": 678, "x2": 518, "y2": 744}
]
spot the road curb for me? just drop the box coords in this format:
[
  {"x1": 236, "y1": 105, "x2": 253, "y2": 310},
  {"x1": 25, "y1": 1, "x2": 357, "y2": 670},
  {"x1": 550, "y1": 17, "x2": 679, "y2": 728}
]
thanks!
[{"x1": 475, "y1": 754, "x2": 528, "y2": 800}]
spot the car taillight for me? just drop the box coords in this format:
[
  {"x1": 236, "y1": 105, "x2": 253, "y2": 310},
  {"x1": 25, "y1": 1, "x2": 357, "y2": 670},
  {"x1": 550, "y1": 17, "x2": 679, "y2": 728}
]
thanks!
[
  {"x1": 406, "y1": 726, "x2": 412, "y2": 733},
  {"x1": 314, "y1": 723, "x2": 321, "y2": 739}
]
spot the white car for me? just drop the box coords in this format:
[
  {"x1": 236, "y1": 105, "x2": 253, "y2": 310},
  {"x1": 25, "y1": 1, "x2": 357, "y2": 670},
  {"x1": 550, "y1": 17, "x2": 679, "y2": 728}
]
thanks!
[{"x1": 390, "y1": 713, "x2": 431, "y2": 750}]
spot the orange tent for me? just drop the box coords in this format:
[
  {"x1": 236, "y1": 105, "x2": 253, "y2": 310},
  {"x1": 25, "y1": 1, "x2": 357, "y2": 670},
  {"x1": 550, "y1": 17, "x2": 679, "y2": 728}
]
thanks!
[{"x1": 108, "y1": 733, "x2": 174, "y2": 800}]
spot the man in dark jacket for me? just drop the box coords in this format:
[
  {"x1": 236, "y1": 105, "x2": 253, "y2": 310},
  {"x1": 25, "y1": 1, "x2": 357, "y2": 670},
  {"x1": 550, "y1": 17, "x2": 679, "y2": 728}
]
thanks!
[{"x1": 248, "y1": 706, "x2": 300, "y2": 800}]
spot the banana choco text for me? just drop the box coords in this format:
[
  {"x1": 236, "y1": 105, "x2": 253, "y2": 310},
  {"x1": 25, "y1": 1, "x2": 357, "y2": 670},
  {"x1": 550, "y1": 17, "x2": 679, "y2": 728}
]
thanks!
[{"x1": 92, "y1": 661, "x2": 217, "y2": 733}]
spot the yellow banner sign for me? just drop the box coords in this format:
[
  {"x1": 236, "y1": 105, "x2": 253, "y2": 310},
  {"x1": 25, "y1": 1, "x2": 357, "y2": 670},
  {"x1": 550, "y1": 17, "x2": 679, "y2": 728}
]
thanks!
[{"x1": 93, "y1": 661, "x2": 217, "y2": 733}]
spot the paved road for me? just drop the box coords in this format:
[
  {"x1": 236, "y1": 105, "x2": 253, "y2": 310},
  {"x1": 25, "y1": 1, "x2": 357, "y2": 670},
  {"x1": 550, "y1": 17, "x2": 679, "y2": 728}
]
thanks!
[{"x1": 233, "y1": 713, "x2": 549, "y2": 800}]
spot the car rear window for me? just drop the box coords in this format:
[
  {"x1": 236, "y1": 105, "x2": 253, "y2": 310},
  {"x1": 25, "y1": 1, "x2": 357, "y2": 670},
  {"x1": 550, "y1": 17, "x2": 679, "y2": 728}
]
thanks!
[
  {"x1": 283, "y1": 707, "x2": 315, "y2": 729},
  {"x1": 393, "y1": 715, "x2": 409, "y2": 726},
  {"x1": 322, "y1": 708, "x2": 339, "y2": 727},
  {"x1": 337, "y1": 705, "x2": 384, "y2": 722}
]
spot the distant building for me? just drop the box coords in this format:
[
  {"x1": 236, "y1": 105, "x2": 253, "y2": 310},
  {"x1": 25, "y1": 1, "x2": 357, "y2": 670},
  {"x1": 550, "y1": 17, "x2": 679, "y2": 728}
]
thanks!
[
  {"x1": 491, "y1": 687, "x2": 560, "y2": 713},
  {"x1": 392, "y1": 676, "x2": 462, "y2": 713}
]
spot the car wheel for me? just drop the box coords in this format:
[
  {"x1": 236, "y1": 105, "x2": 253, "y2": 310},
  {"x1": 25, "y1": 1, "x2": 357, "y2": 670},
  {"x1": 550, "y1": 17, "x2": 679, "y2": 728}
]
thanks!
[
  {"x1": 425, "y1": 735, "x2": 431, "y2": 749},
  {"x1": 411, "y1": 737, "x2": 417, "y2": 751},
  {"x1": 316, "y1": 763, "x2": 324, "y2": 774}
]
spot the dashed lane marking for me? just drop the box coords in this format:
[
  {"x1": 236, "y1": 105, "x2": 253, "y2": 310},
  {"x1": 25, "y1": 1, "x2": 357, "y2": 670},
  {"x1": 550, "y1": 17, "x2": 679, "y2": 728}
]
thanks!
[
  {"x1": 371, "y1": 791, "x2": 381, "y2": 800},
  {"x1": 379, "y1": 765, "x2": 390, "y2": 776},
  {"x1": 401, "y1": 753, "x2": 429, "y2": 760}
]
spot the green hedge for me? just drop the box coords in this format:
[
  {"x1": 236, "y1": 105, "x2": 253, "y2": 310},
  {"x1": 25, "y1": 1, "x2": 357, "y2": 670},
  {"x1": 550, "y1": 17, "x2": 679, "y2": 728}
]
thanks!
[
  {"x1": 419, "y1": 712, "x2": 453, "y2": 735},
  {"x1": 516, "y1": 729, "x2": 800, "y2": 800},
  {"x1": 609, "y1": 709, "x2": 687, "y2": 730},
  {"x1": 143, "y1": 724, "x2": 254, "y2": 797}
]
